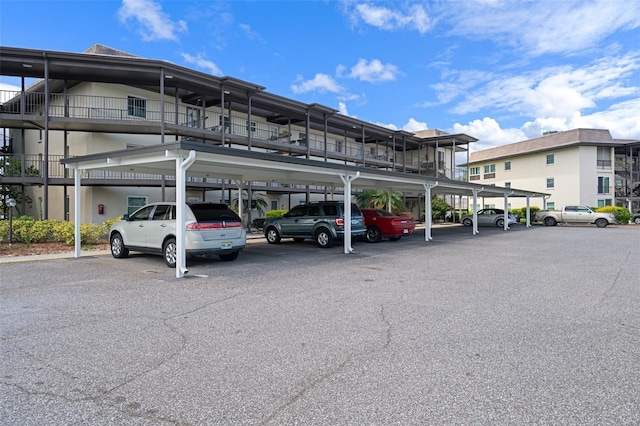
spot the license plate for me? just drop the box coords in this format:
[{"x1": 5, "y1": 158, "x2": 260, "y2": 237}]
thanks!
[
  {"x1": 351, "y1": 219, "x2": 359, "y2": 224},
  {"x1": 221, "y1": 241, "x2": 232, "y2": 249},
  {"x1": 403, "y1": 229, "x2": 409, "y2": 234}
]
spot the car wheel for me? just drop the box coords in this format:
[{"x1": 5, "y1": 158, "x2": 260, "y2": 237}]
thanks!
[
  {"x1": 388, "y1": 236, "x2": 401, "y2": 241},
  {"x1": 293, "y1": 237, "x2": 305, "y2": 243},
  {"x1": 110, "y1": 232, "x2": 129, "y2": 258},
  {"x1": 635, "y1": 217, "x2": 640, "y2": 224},
  {"x1": 462, "y1": 218, "x2": 472, "y2": 227},
  {"x1": 163, "y1": 238, "x2": 177, "y2": 268},
  {"x1": 265, "y1": 227, "x2": 281, "y2": 244},
  {"x1": 366, "y1": 226, "x2": 382, "y2": 243},
  {"x1": 219, "y1": 251, "x2": 239, "y2": 261},
  {"x1": 496, "y1": 218, "x2": 504, "y2": 227},
  {"x1": 543, "y1": 217, "x2": 557, "y2": 226},
  {"x1": 315, "y1": 228, "x2": 333, "y2": 248},
  {"x1": 595, "y1": 218, "x2": 608, "y2": 228}
]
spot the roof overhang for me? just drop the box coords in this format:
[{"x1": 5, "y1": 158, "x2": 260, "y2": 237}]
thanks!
[{"x1": 61, "y1": 141, "x2": 547, "y2": 199}]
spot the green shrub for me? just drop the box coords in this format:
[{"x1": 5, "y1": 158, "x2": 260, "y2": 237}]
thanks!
[
  {"x1": 102, "y1": 216, "x2": 123, "y2": 236},
  {"x1": 52, "y1": 220, "x2": 74, "y2": 243},
  {"x1": 596, "y1": 206, "x2": 632, "y2": 224},
  {"x1": 0, "y1": 220, "x2": 9, "y2": 241},
  {"x1": 266, "y1": 209, "x2": 287, "y2": 219},
  {"x1": 510, "y1": 206, "x2": 541, "y2": 222},
  {"x1": 80, "y1": 223, "x2": 103, "y2": 244}
]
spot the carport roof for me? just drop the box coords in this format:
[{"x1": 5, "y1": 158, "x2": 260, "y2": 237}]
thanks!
[{"x1": 61, "y1": 141, "x2": 547, "y2": 199}]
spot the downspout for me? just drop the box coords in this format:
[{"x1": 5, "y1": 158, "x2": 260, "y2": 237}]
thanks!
[
  {"x1": 423, "y1": 182, "x2": 438, "y2": 241},
  {"x1": 175, "y1": 150, "x2": 197, "y2": 278},
  {"x1": 503, "y1": 191, "x2": 513, "y2": 230},
  {"x1": 472, "y1": 188, "x2": 484, "y2": 235},
  {"x1": 340, "y1": 171, "x2": 360, "y2": 254}
]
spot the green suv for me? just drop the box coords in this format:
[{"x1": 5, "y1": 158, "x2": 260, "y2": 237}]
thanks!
[{"x1": 263, "y1": 201, "x2": 367, "y2": 248}]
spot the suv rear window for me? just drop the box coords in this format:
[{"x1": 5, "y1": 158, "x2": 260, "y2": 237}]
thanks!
[{"x1": 189, "y1": 203, "x2": 241, "y2": 222}]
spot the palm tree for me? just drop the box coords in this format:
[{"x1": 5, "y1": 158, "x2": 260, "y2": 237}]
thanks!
[
  {"x1": 231, "y1": 191, "x2": 268, "y2": 218},
  {"x1": 355, "y1": 190, "x2": 406, "y2": 214}
]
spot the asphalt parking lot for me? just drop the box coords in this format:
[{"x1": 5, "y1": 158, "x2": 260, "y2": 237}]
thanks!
[{"x1": 1, "y1": 224, "x2": 639, "y2": 425}]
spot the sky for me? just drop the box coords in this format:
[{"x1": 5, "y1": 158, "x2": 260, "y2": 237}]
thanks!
[{"x1": 1, "y1": 0, "x2": 639, "y2": 152}]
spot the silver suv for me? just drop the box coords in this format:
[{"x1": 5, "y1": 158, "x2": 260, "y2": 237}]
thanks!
[
  {"x1": 109, "y1": 202, "x2": 246, "y2": 267},
  {"x1": 263, "y1": 201, "x2": 366, "y2": 248}
]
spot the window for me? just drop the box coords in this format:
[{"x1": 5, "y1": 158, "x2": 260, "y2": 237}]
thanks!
[
  {"x1": 484, "y1": 164, "x2": 496, "y2": 173},
  {"x1": 270, "y1": 200, "x2": 278, "y2": 210},
  {"x1": 546, "y1": 154, "x2": 555, "y2": 165},
  {"x1": 597, "y1": 176, "x2": 610, "y2": 194},
  {"x1": 218, "y1": 115, "x2": 230, "y2": 130},
  {"x1": 127, "y1": 96, "x2": 146, "y2": 118},
  {"x1": 546, "y1": 178, "x2": 555, "y2": 189},
  {"x1": 505, "y1": 182, "x2": 511, "y2": 188},
  {"x1": 598, "y1": 199, "x2": 612, "y2": 207},
  {"x1": 152, "y1": 204, "x2": 173, "y2": 220},
  {"x1": 437, "y1": 151, "x2": 445, "y2": 170},
  {"x1": 127, "y1": 196, "x2": 148, "y2": 215},
  {"x1": 597, "y1": 147, "x2": 612, "y2": 169},
  {"x1": 470, "y1": 167, "x2": 480, "y2": 175},
  {"x1": 246, "y1": 120, "x2": 256, "y2": 133},
  {"x1": 186, "y1": 107, "x2": 200, "y2": 127},
  {"x1": 547, "y1": 202, "x2": 555, "y2": 210},
  {"x1": 505, "y1": 161, "x2": 511, "y2": 171}
]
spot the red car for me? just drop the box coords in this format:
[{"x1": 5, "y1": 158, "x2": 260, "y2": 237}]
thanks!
[{"x1": 361, "y1": 208, "x2": 416, "y2": 243}]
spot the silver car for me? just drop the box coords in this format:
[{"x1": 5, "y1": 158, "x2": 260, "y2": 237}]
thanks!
[
  {"x1": 109, "y1": 202, "x2": 246, "y2": 267},
  {"x1": 461, "y1": 208, "x2": 518, "y2": 227}
]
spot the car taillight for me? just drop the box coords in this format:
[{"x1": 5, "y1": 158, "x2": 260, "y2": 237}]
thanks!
[
  {"x1": 335, "y1": 218, "x2": 344, "y2": 226},
  {"x1": 186, "y1": 221, "x2": 242, "y2": 230},
  {"x1": 391, "y1": 219, "x2": 406, "y2": 225}
]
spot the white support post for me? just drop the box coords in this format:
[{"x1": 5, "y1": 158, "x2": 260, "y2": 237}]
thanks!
[
  {"x1": 472, "y1": 188, "x2": 483, "y2": 235},
  {"x1": 503, "y1": 191, "x2": 513, "y2": 230},
  {"x1": 340, "y1": 172, "x2": 360, "y2": 254},
  {"x1": 526, "y1": 196, "x2": 531, "y2": 227},
  {"x1": 423, "y1": 182, "x2": 438, "y2": 241},
  {"x1": 74, "y1": 167, "x2": 81, "y2": 258},
  {"x1": 175, "y1": 150, "x2": 197, "y2": 278}
]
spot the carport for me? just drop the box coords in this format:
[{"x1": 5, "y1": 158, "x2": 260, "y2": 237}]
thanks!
[{"x1": 62, "y1": 141, "x2": 546, "y2": 278}]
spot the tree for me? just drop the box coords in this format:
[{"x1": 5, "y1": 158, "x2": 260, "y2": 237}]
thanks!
[
  {"x1": 355, "y1": 190, "x2": 407, "y2": 214},
  {"x1": 430, "y1": 197, "x2": 451, "y2": 222},
  {"x1": 231, "y1": 191, "x2": 268, "y2": 225}
]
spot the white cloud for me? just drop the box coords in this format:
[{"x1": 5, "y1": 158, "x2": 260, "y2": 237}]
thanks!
[
  {"x1": 117, "y1": 0, "x2": 187, "y2": 42},
  {"x1": 337, "y1": 102, "x2": 351, "y2": 116},
  {"x1": 377, "y1": 118, "x2": 428, "y2": 132},
  {"x1": 452, "y1": 117, "x2": 527, "y2": 151},
  {"x1": 354, "y1": 3, "x2": 432, "y2": 34},
  {"x1": 444, "y1": 0, "x2": 640, "y2": 56},
  {"x1": 348, "y1": 59, "x2": 400, "y2": 83},
  {"x1": 0, "y1": 82, "x2": 21, "y2": 103},
  {"x1": 402, "y1": 118, "x2": 428, "y2": 132},
  {"x1": 180, "y1": 53, "x2": 223, "y2": 76},
  {"x1": 291, "y1": 73, "x2": 343, "y2": 94},
  {"x1": 569, "y1": 99, "x2": 640, "y2": 139},
  {"x1": 239, "y1": 23, "x2": 264, "y2": 42},
  {"x1": 446, "y1": 54, "x2": 640, "y2": 121}
]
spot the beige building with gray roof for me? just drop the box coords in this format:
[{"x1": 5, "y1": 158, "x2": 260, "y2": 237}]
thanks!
[{"x1": 462, "y1": 129, "x2": 640, "y2": 212}]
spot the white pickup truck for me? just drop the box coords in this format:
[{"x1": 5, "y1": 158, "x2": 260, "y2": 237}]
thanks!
[{"x1": 534, "y1": 205, "x2": 616, "y2": 228}]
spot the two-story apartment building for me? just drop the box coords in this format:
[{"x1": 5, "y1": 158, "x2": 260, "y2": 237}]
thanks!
[
  {"x1": 1, "y1": 45, "x2": 482, "y2": 224},
  {"x1": 462, "y1": 129, "x2": 640, "y2": 212}
]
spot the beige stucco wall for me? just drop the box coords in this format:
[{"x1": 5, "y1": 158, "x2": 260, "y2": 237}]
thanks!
[{"x1": 468, "y1": 144, "x2": 616, "y2": 210}]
